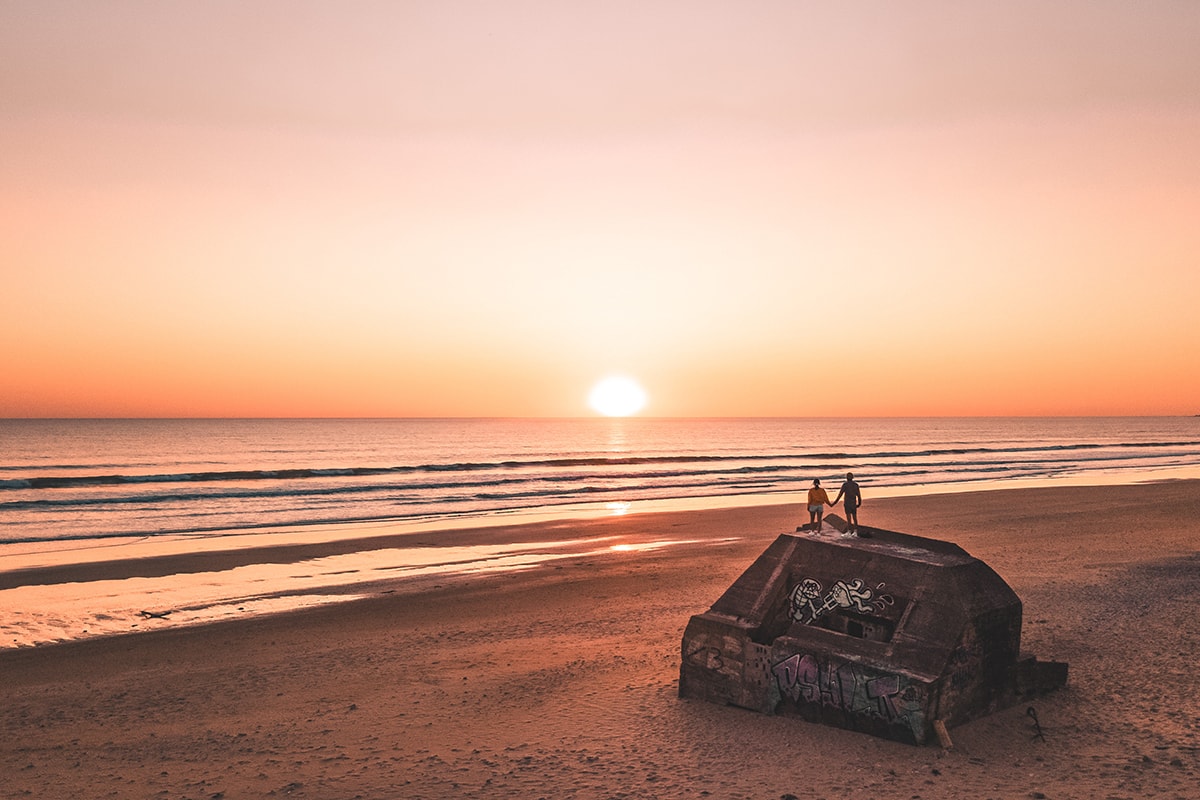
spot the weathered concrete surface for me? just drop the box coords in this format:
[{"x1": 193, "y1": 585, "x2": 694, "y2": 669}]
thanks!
[{"x1": 678, "y1": 516, "x2": 1067, "y2": 745}]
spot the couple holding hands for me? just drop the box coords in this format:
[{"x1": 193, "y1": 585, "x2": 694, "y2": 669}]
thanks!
[{"x1": 806, "y1": 472, "x2": 862, "y2": 536}]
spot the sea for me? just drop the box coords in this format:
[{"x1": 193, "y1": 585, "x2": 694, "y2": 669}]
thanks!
[
  {"x1": 4, "y1": 416, "x2": 1200, "y2": 648},
  {"x1": 4, "y1": 416, "x2": 1200, "y2": 547}
]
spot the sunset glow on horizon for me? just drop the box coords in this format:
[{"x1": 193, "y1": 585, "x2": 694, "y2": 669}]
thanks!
[
  {"x1": 589, "y1": 376, "x2": 648, "y2": 418},
  {"x1": 2, "y1": 2, "x2": 1198, "y2": 418}
]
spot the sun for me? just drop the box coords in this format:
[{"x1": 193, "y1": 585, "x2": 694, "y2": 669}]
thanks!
[{"x1": 588, "y1": 376, "x2": 647, "y2": 417}]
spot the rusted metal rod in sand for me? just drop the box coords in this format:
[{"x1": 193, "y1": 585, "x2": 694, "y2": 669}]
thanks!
[
  {"x1": 933, "y1": 719, "x2": 954, "y2": 750},
  {"x1": 1027, "y1": 706, "x2": 1046, "y2": 742}
]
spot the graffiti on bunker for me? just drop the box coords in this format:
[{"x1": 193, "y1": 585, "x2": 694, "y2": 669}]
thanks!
[
  {"x1": 789, "y1": 576, "x2": 894, "y2": 625},
  {"x1": 772, "y1": 652, "x2": 924, "y2": 735}
]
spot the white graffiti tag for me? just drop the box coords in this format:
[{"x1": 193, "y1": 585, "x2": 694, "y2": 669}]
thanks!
[
  {"x1": 790, "y1": 577, "x2": 893, "y2": 625},
  {"x1": 789, "y1": 578, "x2": 824, "y2": 623}
]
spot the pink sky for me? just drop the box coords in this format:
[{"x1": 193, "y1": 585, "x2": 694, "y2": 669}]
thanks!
[{"x1": 2, "y1": 1, "x2": 1198, "y2": 417}]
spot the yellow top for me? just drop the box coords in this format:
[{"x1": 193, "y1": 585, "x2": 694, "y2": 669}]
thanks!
[{"x1": 807, "y1": 487, "x2": 830, "y2": 505}]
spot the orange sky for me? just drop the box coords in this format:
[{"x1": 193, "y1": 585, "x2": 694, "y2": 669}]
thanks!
[{"x1": 2, "y1": 2, "x2": 1198, "y2": 417}]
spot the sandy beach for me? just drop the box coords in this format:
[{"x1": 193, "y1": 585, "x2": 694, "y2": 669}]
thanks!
[{"x1": 2, "y1": 480, "x2": 1199, "y2": 799}]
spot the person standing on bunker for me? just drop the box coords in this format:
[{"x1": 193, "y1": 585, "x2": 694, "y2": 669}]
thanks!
[
  {"x1": 806, "y1": 478, "x2": 831, "y2": 534},
  {"x1": 830, "y1": 472, "x2": 863, "y2": 536}
]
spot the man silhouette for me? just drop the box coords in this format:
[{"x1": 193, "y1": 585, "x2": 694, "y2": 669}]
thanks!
[{"x1": 830, "y1": 472, "x2": 863, "y2": 536}]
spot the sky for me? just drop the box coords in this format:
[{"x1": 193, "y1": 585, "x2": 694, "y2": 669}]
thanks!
[{"x1": 2, "y1": 1, "x2": 1198, "y2": 418}]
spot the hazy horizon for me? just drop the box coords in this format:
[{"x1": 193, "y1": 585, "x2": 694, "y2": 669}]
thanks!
[
  {"x1": 3, "y1": 2, "x2": 1198, "y2": 418},
  {"x1": 4, "y1": 410, "x2": 1195, "y2": 422}
]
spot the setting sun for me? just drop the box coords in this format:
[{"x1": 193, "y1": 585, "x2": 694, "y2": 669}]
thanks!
[
  {"x1": 2, "y1": 4, "x2": 1198, "y2": 420},
  {"x1": 588, "y1": 376, "x2": 647, "y2": 417}
]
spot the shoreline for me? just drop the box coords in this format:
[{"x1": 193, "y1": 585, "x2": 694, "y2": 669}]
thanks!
[
  {"x1": 2, "y1": 479, "x2": 1198, "y2": 798},
  {"x1": 2, "y1": 474, "x2": 1200, "y2": 650},
  {"x1": 7, "y1": 460, "x2": 1199, "y2": 572}
]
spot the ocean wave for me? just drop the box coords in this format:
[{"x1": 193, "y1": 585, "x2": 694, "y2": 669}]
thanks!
[
  {"x1": 0, "y1": 459, "x2": 1109, "y2": 545},
  {"x1": 0, "y1": 456, "x2": 1125, "y2": 516},
  {"x1": 4, "y1": 416, "x2": 1200, "y2": 547},
  {"x1": 3, "y1": 439, "x2": 1198, "y2": 492}
]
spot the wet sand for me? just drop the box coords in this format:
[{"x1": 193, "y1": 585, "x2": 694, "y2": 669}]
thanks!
[{"x1": 2, "y1": 481, "x2": 1199, "y2": 799}]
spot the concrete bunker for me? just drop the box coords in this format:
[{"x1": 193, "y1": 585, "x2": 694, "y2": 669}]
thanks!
[{"x1": 678, "y1": 518, "x2": 1067, "y2": 745}]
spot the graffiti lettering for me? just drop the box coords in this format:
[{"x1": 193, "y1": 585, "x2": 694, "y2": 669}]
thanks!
[
  {"x1": 687, "y1": 645, "x2": 725, "y2": 671},
  {"x1": 773, "y1": 652, "x2": 819, "y2": 702},
  {"x1": 772, "y1": 653, "x2": 922, "y2": 730}
]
